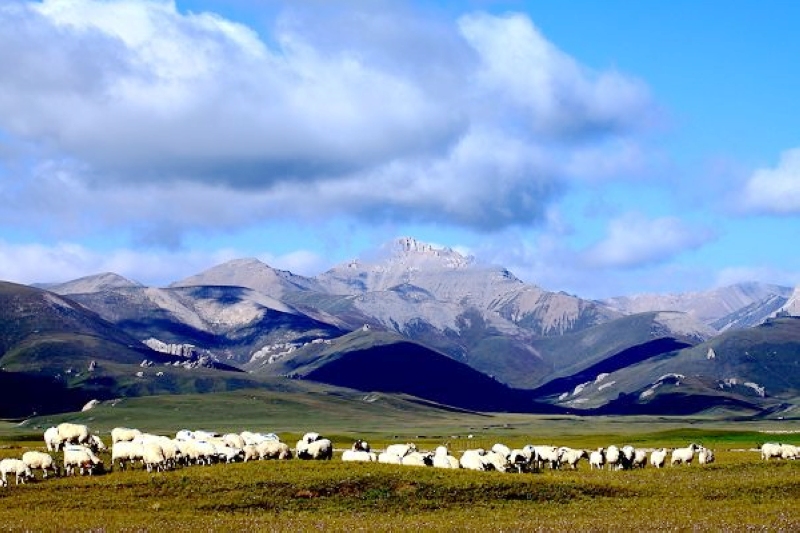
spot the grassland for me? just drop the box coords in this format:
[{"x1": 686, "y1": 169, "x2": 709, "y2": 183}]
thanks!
[{"x1": 1, "y1": 389, "x2": 800, "y2": 531}]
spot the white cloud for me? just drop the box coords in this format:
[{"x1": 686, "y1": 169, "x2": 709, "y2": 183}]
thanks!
[
  {"x1": 738, "y1": 148, "x2": 800, "y2": 215},
  {"x1": 582, "y1": 213, "x2": 714, "y2": 269},
  {"x1": 0, "y1": 1, "x2": 656, "y2": 243},
  {"x1": 0, "y1": 240, "x2": 325, "y2": 286}
]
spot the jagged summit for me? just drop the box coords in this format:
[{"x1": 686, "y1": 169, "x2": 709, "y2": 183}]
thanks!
[{"x1": 46, "y1": 272, "x2": 142, "y2": 295}]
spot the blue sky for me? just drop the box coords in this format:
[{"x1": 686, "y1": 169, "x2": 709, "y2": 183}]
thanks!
[{"x1": 1, "y1": 0, "x2": 799, "y2": 298}]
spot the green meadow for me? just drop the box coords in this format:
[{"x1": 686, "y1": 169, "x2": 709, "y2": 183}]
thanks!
[{"x1": 1, "y1": 390, "x2": 799, "y2": 531}]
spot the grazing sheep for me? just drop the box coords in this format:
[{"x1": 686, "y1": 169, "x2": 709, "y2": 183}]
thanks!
[
  {"x1": 533, "y1": 446, "x2": 562, "y2": 470},
  {"x1": 605, "y1": 445, "x2": 621, "y2": 470},
  {"x1": 432, "y1": 446, "x2": 460, "y2": 469},
  {"x1": 401, "y1": 451, "x2": 433, "y2": 467},
  {"x1": 142, "y1": 442, "x2": 167, "y2": 473},
  {"x1": 257, "y1": 440, "x2": 292, "y2": 460},
  {"x1": 341, "y1": 450, "x2": 377, "y2": 462},
  {"x1": 22, "y1": 451, "x2": 59, "y2": 479},
  {"x1": 559, "y1": 447, "x2": 588, "y2": 470},
  {"x1": 88, "y1": 434, "x2": 107, "y2": 452},
  {"x1": 192, "y1": 430, "x2": 220, "y2": 442},
  {"x1": 296, "y1": 438, "x2": 333, "y2": 460},
  {"x1": 761, "y1": 442, "x2": 784, "y2": 461},
  {"x1": 44, "y1": 427, "x2": 64, "y2": 452},
  {"x1": 57, "y1": 423, "x2": 91, "y2": 446},
  {"x1": 460, "y1": 449, "x2": 489, "y2": 471},
  {"x1": 112, "y1": 441, "x2": 145, "y2": 471},
  {"x1": 508, "y1": 449, "x2": 533, "y2": 473},
  {"x1": 385, "y1": 443, "x2": 416, "y2": 459},
  {"x1": 242, "y1": 444, "x2": 260, "y2": 462},
  {"x1": 64, "y1": 445, "x2": 103, "y2": 476},
  {"x1": 650, "y1": 448, "x2": 668, "y2": 468},
  {"x1": 482, "y1": 450, "x2": 511, "y2": 472},
  {"x1": 0, "y1": 458, "x2": 33, "y2": 485},
  {"x1": 698, "y1": 447, "x2": 715, "y2": 465},
  {"x1": 223, "y1": 433, "x2": 246, "y2": 450},
  {"x1": 619, "y1": 446, "x2": 636, "y2": 470},
  {"x1": 491, "y1": 443, "x2": 512, "y2": 459},
  {"x1": 781, "y1": 444, "x2": 799, "y2": 460},
  {"x1": 671, "y1": 443, "x2": 700, "y2": 466},
  {"x1": 377, "y1": 452, "x2": 403, "y2": 464},
  {"x1": 632, "y1": 449, "x2": 648, "y2": 469},
  {"x1": 352, "y1": 439, "x2": 371, "y2": 452},
  {"x1": 589, "y1": 448, "x2": 605, "y2": 470},
  {"x1": 111, "y1": 427, "x2": 142, "y2": 444},
  {"x1": 214, "y1": 444, "x2": 244, "y2": 464},
  {"x1": 300, "y1": 432, "x2": 321, "y2": 444}
]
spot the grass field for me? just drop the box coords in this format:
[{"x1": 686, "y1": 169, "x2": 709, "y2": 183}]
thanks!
[{"x1": 2, "y1": 389, "x2": 800, "y2": 531}]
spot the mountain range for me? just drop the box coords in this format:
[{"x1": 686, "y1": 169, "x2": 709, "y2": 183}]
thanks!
[{"x1": 4, "y1": 236, "x2": 799, "y2": 419}]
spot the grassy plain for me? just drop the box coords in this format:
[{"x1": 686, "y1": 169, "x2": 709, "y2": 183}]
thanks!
[{"x1": 1, "y1": 389, "x2": 800, "y2": 531}]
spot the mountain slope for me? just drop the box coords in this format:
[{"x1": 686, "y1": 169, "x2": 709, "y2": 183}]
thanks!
[
  {"x1": 170, "y1": 258, "x2": 323, "y2": 297},
  {"x1": 603, "y1": 282, "x2": 793, "y2": 330},
  {"x1": 65, "y1": 285, "x2": 346, "y2": 365},
  {"x1": 0, "y1": 282, "x2": 266, "y2": 418},
  {"x1": 553, "y1": 317, "x2": 800, "y2": 414},
  {"x1": 251, "y1": 328, "x2": 563, "y2": 413}
]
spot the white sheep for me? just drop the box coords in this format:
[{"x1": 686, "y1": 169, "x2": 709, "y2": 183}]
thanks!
[
  {"x1": 112, "y1": 427, "x2": 142, "y2": 444},
  {"x1": 632, "y1": 449, "x2": 648, "y2": 469},
  {"x1": 88, "y1": 434, "x2": 107, "y2": 452},
  {"x1": 112, "y1": 441, "x2": 145, "y2": 471},
  {"x1": 342, "y1": 450, "x2": 378, "y2": 462},
  {"x1": 533, "y1": 446, "x2": 562, "y2": 470},
  {"x1": 257, "y1": 440, "x2": 292, "y2": 460},
  {"x1": 432, "y1": 446, "x2": 460, "y2": 469},
  {"x1": 0, "y1": 458, "x2": 33, "y2": 485},
  {"x1": 698, "y1": 447, "x2": 715, "y2": 465},
  {"x1": 559, "y1": 447, "x2": 588, "y2": 470},
  {"x1": 401, "y1": 451, "x2": 433, "y2": 467},
  {"x1": 491, "y1": 443, "x2": 512, "y2": 458},
  {"x1": 377, "y1": 452, "x2": 403, "y2": 464},
  {"x1": 459, "y1": 449, "x2": 489, "y2": 471},
  {"x1": 44, "y1": 427, "x2": 64, "y2": 452},
  {"x1": 175, "y1": 430, "x2": 195, "y2": 441},
  {"x1": 384, "y1": 443, "x2": 416, "y2": 459},
  {"x1": 482, "y1": 450, "x2": 510, "y2": 472},
  {"x1": 761, "y1": 442, "x2": 784, "y2": 461},
  {"x1": 300, "y1": 432, "x2": 321, "y2": 444},
  {"x1": 142, "y1": 442, "x2": 167, "y2": 473},
  {"x1": 671, "y1": 443, "x2": 700, "y2": 466},
  {"x1": 223, "y1": 433, "x2": 246, "y2": 449},
  {"x1": 650, "y1": 448, "x2": 667, "y2": 468},
  {"x1": 64, "y1": 445, "x2": 103, "y2": 476},
  {"x1": 243, "y1": 444, "x2": 260, "y2": 462},
  {"x1": 214, "y1": 444, "x2": 244, "y2": 463},
  {"x1": 22, "y1": 451, "x2": 58, "y2": 479},
  {"x1": 296, "y1": 438, "x2": 333, "y2": 460},
  {"x1": 57, "y1": 423, "x2": 91, "y2": 446},
  {"x1": 605, "y1": 445, "x2": 621, "y2": 470},
  {"x1": 589, "y1": 448, "x2": 605, "y2": 470},
  {"x1": 781, "y1": 444, "x2": 799, "y2": 460},
  {"x1": 508, "y1": 448, "x2": 533, "y2": 473}
]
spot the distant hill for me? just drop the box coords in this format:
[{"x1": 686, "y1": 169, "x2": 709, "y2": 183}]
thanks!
[
  {"x1": 603, "y1": 282, "x2": 793, "y2": 331},
  {"x1": 251, "y1": 328, "x2": 563, "y2": 413},
  {"x1": 545, "y1": 317, "x2": 800, "y2": 415},
  {"x1": 0, "y1": 282, "x2": 269, "y2": 418}
]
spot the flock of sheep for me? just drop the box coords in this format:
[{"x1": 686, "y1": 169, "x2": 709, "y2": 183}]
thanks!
[{"x1": 1, "y1": 422, "x2": 797, "y2": 487}]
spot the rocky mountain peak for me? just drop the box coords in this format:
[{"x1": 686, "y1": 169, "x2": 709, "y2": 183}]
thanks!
[
  {"x1": 46, "y1": 272, "x2": 142, "y2": 295},
  {"x1": 388, "y1": 237, "x2": 472, "y2": 269}
]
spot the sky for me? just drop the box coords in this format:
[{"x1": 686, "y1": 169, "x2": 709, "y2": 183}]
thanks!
[{"x1": 1, "y1": 0, "x2": 799, "y2": 299}]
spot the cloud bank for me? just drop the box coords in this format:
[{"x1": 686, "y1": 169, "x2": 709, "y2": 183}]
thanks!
[{"x1": 0, "y1": 0, "x2": 655, "y2": 244}]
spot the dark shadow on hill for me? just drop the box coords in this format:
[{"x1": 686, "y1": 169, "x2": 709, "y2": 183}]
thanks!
[
  {"x1": 0, "y1": 371, "x2": 97, "y2": 419},
  {"x1": 528, "y1": 338, "x2": 692, "y2": 399},
  {"x1": 302, "y1": 342, "x2": 566, "y2": 414}
]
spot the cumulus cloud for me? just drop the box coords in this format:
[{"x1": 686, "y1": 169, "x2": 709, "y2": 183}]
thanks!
[
  {"x1": 582, "y1": 213, "x2": 715, "y2": 269},
  {"x1": 0, "y1": 0, "x2": 656, "y2": 243},
  {"x1": 738, "y1": 148, "x2": 800, "y2": 215}
]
